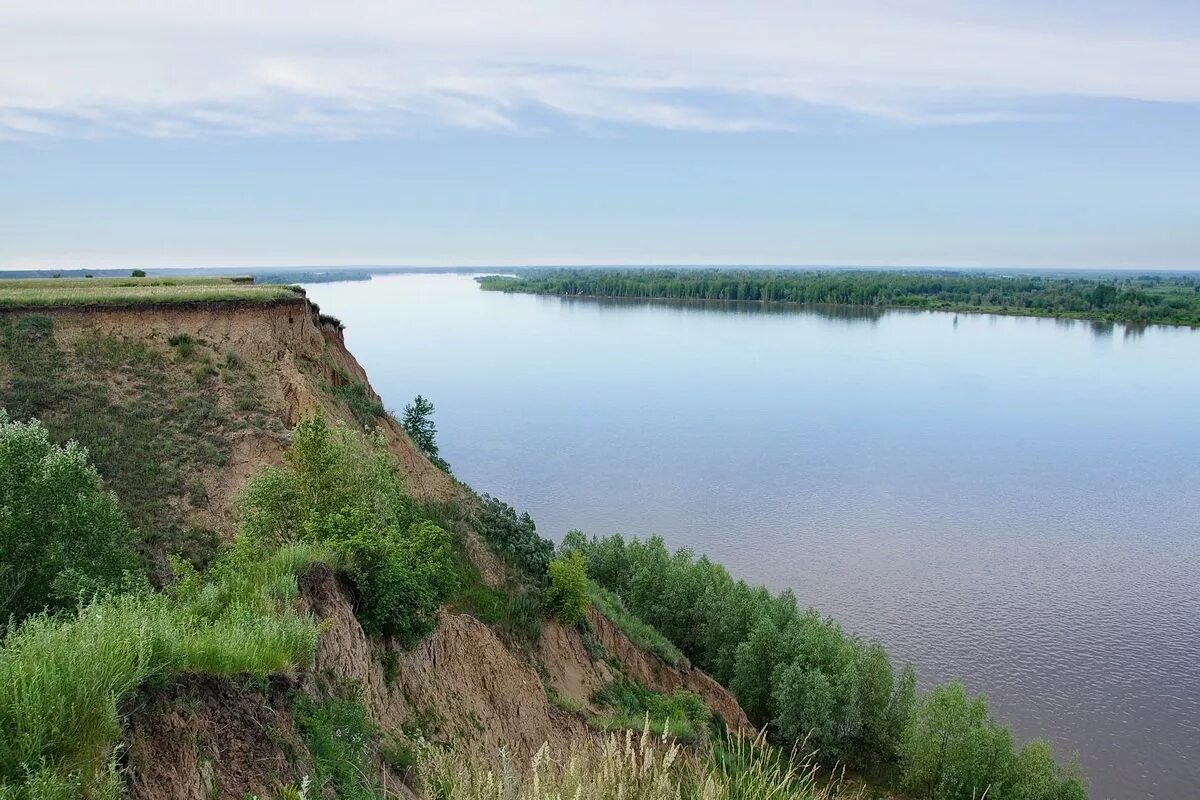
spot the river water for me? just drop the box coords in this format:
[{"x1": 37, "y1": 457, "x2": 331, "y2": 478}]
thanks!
[{"x1": 304, "y1": 272, "x2": 1200, "y2": 799}]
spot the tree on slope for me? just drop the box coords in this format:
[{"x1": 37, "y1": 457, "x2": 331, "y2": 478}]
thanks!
[
  {"x1": 0, "y1": 410, "x2": 139, "y2": 625},
  {"x1": 401, "y1": 394, "x2": 450, "y2": 473}
]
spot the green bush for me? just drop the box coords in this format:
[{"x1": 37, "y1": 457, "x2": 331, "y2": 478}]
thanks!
[
  {"x1": 475, "y1": 494, "x2": 554, "y2": 587},
  {"x1": 542, "y1": 551, "x2": 588, "y2": 625},
  {"x1": 237, "y1": 413, "x2": 458, "y2": 643},
  {"x1": 0, "y1": 411, "x2": 140, "y2": 625},
  {"x1": 579, "y1": 531, "x2": 914, "y2": 765},
  {"x1": 571, "y1": 532, "x2": 1085, "y2": 796},
  {"x1": 899, "y1": 684, "x2": 1086, "y2": 800}
]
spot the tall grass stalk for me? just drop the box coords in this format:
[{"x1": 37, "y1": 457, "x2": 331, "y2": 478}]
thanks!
[{"x1": 421, "y1": 723, "x2": 849, "y2": 800}]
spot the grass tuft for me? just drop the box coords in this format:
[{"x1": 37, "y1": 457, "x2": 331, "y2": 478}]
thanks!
[
  {"x1": 588, "y1": 581, "x2": 686, "y2": 666},
  {"x1": 0, "y1": 545, "x2": 322, "y2": 797}
]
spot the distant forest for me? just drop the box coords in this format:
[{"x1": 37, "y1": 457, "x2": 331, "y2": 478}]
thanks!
[{"x1": 478, "y1": 269, "x2": 1200, "y2": 325}]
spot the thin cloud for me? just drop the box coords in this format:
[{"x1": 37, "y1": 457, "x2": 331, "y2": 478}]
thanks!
[{"x1": 1, "y1": 0, "x2": 1199, "y2": 138}]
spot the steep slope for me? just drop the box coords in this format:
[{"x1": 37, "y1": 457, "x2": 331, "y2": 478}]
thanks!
[
  {"x1": 0, "y1": 298, "x2": 456, "y2": 569},
  {"x1": 0, "y1": 296, "x2": 748, "y2": 799}
]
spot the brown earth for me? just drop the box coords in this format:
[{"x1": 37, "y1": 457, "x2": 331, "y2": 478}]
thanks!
[
  {"x1": 3, "y1": 299, "x2": 458, "y2": 534},
  {"x1": 2, "y1": 299, "x2": 750, "y2": 797},
  {"x1": 538, "y1": 609, "x2": 751, "y2": 732},
  {"x1": 123, "y1": 674, "x2": 312, "y2": 800}
]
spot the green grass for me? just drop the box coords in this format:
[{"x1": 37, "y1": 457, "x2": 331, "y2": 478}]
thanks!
[
  {"x1": 590, "y1": 680, "x2": 710, "y2": 743},
  {"x1": 0, "y1": 277, "x2": 302, "y2": 308},
  {"x1": 328, "y1": 379, "x2": 385, "y2": 427},
  {"x1": 0, "y1": 315, "x2": 277, "y2": 567},
  {"x1": 449, "y1": 540, "x2": 543, "y2": 642},
  {"x1": 588, "y1": 581, "x2": 686, "y2": 666},
  {"x1": 294, "y1": 684, "x2": 386, "y2": 800},
  {"x1": 0, "y1": 545, "x2": 322, "y2": 798}
]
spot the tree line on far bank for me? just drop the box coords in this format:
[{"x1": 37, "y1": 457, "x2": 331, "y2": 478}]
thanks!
[{"x1": 479, "y1": 268, "x2": 1200, "y2": 326}]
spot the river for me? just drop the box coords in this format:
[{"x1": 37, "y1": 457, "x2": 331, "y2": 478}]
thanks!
[{"x1": 304, "y1": 272, "x2": 1200, "y2": 799}]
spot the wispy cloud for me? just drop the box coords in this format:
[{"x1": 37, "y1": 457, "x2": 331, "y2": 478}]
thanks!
[{"x1": 2, "y1": 0, "x2": 1199, "y2": 138}]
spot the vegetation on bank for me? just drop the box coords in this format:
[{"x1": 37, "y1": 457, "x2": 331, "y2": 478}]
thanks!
[
  {"x1": 587, "y1": 581, "x2": 686, "y2": 666},
  {"x1": 0, "y1": 410, "x2": 139, "y2": 625},
  {"x1": 237, "y1": 414, "x2": 459, "y2": 643},
  {"x1": 478, "y1": 269, "x2": 1200, "y2": 325},
  {"x1": 402, "y1": 394, "x2": 452, "y2": 473},
  {"x1": 0, "y1": 545, "x2": 321, "y2": 799},
  {"x1": 0, "y1": 411, "x2": 459, "y2": 798},
  {"x1": 589, "y1": 681, "x2": 710, "y2": 743},
  {"x1": 0, "y1": 328, "x2": 1092, "y2": 800},
  {"x1": 0, "y1": 276, "x2": 301, "y2": 308},
  {"x1": 562, "y1": 532, "x2": 1087, "y2": 800},
  {"x1": 0, "y1": 314, "x2": 279, "y2": 568}
]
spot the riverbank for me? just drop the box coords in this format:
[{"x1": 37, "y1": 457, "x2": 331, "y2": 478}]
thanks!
[{"x1": 476, "y1": 269, "x2": 1200, "y2": 326}]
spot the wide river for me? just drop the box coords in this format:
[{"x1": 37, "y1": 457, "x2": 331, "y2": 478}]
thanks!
[{"x1": 305, "y1": 273, "x2": 1199, "y2": 800}]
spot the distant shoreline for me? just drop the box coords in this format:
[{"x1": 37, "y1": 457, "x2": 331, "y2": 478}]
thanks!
[{"x1": 478, "y1": 269, "x2": 1200, "y2": 328}]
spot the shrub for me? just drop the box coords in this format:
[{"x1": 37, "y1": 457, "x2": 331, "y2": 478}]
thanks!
[
  {"x1": 475, "y1": 494, "x2": 554, "y2": 587},
  {"x1": 342, "y1": 519, "x2": 459, "y2": 641},
  {"x1": 129, "y1": 269, "x2": 146, "y2": 278},
  {"x1": 568, "y1": 533, "x2": 914, "y2": 769},
  {"x1": 0, "y1": 411, "x2": 140, "y2": 625},
  {"x1": 237, "y1": 413, "x2": 458, "y2": 644},
  {"x1": 542, "y1": 551, "x2": 588, "y2": 625},
  {"x1": 899, "y1": 684, "x2": 1086, "y2": 800}
]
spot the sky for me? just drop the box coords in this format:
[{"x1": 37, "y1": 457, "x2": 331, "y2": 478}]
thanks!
[{"x1": 1, "y1": 0, "x2": 1198, "y2": 270}]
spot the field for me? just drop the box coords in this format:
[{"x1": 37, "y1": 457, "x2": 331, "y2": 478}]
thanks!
[{"x1": 0, "y1": 276, "x2": 303, "y2": 307}]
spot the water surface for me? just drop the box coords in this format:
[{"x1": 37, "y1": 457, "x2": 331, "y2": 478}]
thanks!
[{"x1": 305, "y1": 273, "x2": 1200, "y2": 800}]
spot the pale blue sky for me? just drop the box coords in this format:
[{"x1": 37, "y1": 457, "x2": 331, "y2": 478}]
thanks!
[{"x1": 2, "y1": 0, "x2": 1198, "y2": 269}]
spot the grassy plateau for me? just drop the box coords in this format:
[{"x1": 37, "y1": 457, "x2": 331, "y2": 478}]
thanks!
[{"x1": 0, "y1": 276, "x2": 302, "y2": 307}]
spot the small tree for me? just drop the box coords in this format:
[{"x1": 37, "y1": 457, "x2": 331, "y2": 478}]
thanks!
[
  {"x1": 130, "y1": 269, "x2": 147, "y2": 278},
  {"x1": 401, "y1": 394, "x2": 450, "y2": 472},
  {"x1": 543, "y1": 551, "x2": 589, "y2": 625},
  {"x1": 0, "y1": 411, "x2": 139, "y2": 625},
  {"x1": 237, "y1": 413, "x2": 458, "y2": 643}
]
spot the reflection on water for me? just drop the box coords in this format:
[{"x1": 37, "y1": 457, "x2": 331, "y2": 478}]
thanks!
[
  {"x1": 553, "y1": 294, "x2": 892, "y2": 324},
  {"x1": 306, "y1": 273, "x2": 1200, "y2": 800}
]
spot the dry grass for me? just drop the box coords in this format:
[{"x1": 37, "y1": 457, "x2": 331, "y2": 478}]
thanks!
[
  {"x1": 419, "y1": 723, "x2": 853, "y2": 800},
  {"x1": 0, "y1": 276, "x2": 301, "y2": 307}
]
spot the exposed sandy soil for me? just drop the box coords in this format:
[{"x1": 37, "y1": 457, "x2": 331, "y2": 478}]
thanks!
[
  {"x1": 123, "y1": 674, "x2": 312, "y2": 800},
  {"x1": 298, "y1": 564, "x2": 591, "y2": 756},
  {"x1": 15, "y1": 300, "x2": 458, "y2": 535}
]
